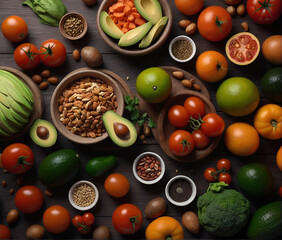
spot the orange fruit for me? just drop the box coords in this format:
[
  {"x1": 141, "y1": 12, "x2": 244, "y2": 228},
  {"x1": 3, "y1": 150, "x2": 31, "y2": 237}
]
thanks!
[{"x1": 276, "y1": 146, "x2": 282, "y2": 172}]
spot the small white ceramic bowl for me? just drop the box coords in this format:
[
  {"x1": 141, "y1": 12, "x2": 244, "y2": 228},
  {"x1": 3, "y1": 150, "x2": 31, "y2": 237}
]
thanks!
[
  {"x1": 133, "y1": 152, "x2": 165, "y2": 185},
  {"x1": 169, "y1": 35, "x2": 196, "y2": 63},
  {"x1": 68, "y1": 180, "x2": 99, "y2": 211},
  {"x1": 165, "y1": 175, "x2": 197, "y2": 206}
]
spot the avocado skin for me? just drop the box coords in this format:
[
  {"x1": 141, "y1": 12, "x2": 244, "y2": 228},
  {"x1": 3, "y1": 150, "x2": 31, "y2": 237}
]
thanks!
[
  {"x1": 39, "y1": 149, "x2": 80, "y2": 187},
  {"x1": 86, "y1": 155, "x2": 116, "y2": 177}
]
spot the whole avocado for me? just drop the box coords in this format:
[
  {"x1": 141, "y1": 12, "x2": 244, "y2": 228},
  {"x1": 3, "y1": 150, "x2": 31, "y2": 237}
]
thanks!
[
  {"x1": 86, "y1": 155, "x2": 116, "y2": 177},
  {"x1": 39, "y1": 149, "x2": 80, "y2": 187}
]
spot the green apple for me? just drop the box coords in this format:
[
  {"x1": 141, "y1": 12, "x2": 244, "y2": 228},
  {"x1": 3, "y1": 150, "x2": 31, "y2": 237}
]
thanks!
[{"x1": 136, "y1": 67, "x2": 171, "y2": 103}]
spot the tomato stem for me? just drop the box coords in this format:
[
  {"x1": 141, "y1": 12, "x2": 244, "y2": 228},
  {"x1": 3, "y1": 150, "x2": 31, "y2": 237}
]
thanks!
[
  {"x1": 254, "y1": 0, "x2": 274, "y2": 15},
  {"x1": 77, "y1": 222, "x2": 90, "y2": 232},
  {"x1": 270, "y1": 119, "x2": 278, "y2": 128},
  {"x1": 40, "y1": 43, "x2": 55, "y2": 57},
  {"x1": 12, "y1": 156, "x2": 32, "y2": 170},
  {"x1": 179, "y1": 136, "x2": 192, "y2": 153},
  {"x1": 216, "y1": 59, "x2": 227, "y2": 72},
  {"x1": 189, "y1": 115, "x2": 204, "y2": 131},
  {"x1": 129, "y1": 215, "x2": 139, "y2": 233},
  {"x1": 166, "y1": 237, "x2": 172, "y2": 240},
  {"x1": 21, "y1": 44, "x2": 38, "y2": 63},
  {"x1": 215, "y1": 16, "x2": 227, "y2": 32}
]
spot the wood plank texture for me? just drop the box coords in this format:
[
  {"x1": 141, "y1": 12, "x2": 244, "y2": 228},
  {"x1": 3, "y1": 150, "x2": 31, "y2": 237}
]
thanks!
[{"x1": 0, "y1": 0, "x2": 281, "y2": 239}]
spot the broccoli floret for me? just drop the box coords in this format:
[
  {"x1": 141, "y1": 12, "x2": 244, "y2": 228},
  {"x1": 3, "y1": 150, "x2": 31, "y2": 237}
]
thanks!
[{"x1": 197, "y1": 183, "x2": 250, "y2": 237}]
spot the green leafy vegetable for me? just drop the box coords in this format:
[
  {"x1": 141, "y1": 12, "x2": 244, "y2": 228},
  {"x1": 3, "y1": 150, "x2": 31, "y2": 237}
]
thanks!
[{"x1": 22, "y1": 0, "x2": 67, "y2": 26}]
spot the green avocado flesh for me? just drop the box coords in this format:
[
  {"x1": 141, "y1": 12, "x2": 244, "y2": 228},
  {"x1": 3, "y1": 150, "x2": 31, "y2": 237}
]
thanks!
[
  {"x1": 100, "y1": 11, "x2": 124, "y2": 39},
  {"x1": 134, "y1": 0, "x2": 162, "y2": 25}
]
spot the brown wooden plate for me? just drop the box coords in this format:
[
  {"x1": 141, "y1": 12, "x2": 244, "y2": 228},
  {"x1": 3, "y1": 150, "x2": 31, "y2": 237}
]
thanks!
[{"x1": 0, "y1": 66, "x2": 44, "y2": 141}]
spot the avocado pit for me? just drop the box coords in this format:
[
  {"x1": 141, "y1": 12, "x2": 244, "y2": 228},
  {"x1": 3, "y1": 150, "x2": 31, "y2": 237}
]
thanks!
[
  {"x1": 113, "y1": 122, "x2": 130, "y2": 140},
  {"x1": 36, "y1": 126, "x2": 49, "y2": 140}
]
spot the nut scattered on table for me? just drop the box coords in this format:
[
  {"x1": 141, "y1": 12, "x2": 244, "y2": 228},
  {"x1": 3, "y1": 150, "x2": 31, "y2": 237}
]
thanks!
[
  {"x1": 1, "y1": 180, "x2": 7, "y2": 187},
  {"x1": 47, "y1": 77, "x2": 59, "y2": 85},
  {"x1": 241, "y1": 22, "x2": 249, "y2": 32},
  {"x1": 41, "y1": 70, "x2": 51, "y2": 78},
  {"x1": 39, "y1": 81, "x2": 49, "y2": 90},
  {"x1": 32, "y1": 74, "x2": 42, "y2": 84},
  {"x1": 185, "y1": 23, "x2": 197, "y2": 36},
  {"x1": 73, "y1": 49, "x2": 80, "y2": 61},
  {"x1": 237, "y1": 4, "x2": 245, "y2": 15},
  {"x1": 181, "y1": 79, "x2": 193, "y2": 88},
  {"x1": 72, "y1": 183, "x2": 96, "y2": 207},
  {"x1": 179, "y1": 19, "x2": 191, "y2": 29},
  {"x1": 172, "y1": 71, "x2": 184, "y2": 80},
  {"x1": 227, "y1": 6, "x2": 236, "y2": 16},
  {"x1": 136, "y1": 155, "x2": 161, "y2": 181}
]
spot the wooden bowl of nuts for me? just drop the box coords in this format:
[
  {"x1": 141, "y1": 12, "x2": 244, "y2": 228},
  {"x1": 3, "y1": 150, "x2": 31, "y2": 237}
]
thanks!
[
  {"x1": 59, "y1": 12, "x2": 88, "y2": 40},
  {"x1": 50, "y1": 69, "x2": 124, "y2": 144}
]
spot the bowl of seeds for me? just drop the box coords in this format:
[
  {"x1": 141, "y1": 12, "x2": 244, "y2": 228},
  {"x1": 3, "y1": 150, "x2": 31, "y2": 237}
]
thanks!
[
  {"x1": 50, "y1": 68, "x2": 124, "y2": 144},
  {"x1": 69, "y1": 180, "x2": 99, "y2": 211},
  {"x1": 59, "y1": 12, "x2": 88, "y2": 40},
  {"x1": 168, "y1": 35, "x2": 196, "y2": 63}
]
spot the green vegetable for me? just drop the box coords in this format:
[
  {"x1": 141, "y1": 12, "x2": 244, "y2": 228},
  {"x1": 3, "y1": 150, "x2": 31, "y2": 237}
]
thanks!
[
  {"x1": 86, "y1": 155, "x2": 117, "y2": 177},
  {"x1": 22, "y1": 0, "x2": 67, "y2": 26},
  {"x1": 197, "y1": 182, "x2": 250, "y2": 237}
]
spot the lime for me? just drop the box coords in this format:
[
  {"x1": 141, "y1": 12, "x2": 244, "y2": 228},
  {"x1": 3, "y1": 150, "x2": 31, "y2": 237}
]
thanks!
[
  {"x1": 216, "y1": 77, "x2": 259, "y2": 117},
  {"x1": 260, "y1": 67, "x2": 282, "y2": 104},
  {"x1": 247, "y1": 201, "x2": 282, "y2": 239},
  {"x1": 136, "y1": 67, "x2": 172, "y2": 104},
  {"x1": 237, "y1": 163, "x2": 273, "y2": 199}
]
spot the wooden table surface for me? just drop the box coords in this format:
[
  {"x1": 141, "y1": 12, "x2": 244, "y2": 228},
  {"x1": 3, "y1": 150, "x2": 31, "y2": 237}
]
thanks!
[{"x1": 0, "y1": 0, "x2": 281, "y2": 239}]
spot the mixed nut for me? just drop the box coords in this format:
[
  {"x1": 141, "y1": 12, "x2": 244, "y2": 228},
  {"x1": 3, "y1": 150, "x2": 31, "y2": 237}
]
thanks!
[{"x1": 136, "y1": 155, "x2": 161, "y2": 181}]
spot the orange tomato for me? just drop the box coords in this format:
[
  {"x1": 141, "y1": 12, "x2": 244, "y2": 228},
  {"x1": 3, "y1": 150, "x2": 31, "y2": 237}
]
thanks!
[
  {"x1": 224, "y1": 122, "x2": 260, "y2": 156},
  {"x1": 1, "y1": 16, "x2": 28, "y2": 42},
  {"x1": 174, "y1": 0, "x2": 204, "y2": 15},
  {"x1": 145, "y1": 216, "x2": 184, "y2": 240},
  {"x1": 196, "y1": 51, "x2": 228, "y2": 82},
  {"x1": 104, "y1": 173, "x2": 129, "y2": 197},
  {"x1": 253, "y1": 104, "x2": 282, "y2": 140},
  {"x1": 277, "y1": 146, "x2": 282, "y2": 172}
]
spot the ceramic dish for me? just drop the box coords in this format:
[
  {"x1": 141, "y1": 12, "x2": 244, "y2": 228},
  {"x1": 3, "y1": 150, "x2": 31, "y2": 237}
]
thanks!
[
  {"x1": 97, "y1": 0, "x2": 173, "y2": 56},
  {"x1": 0, "y1": 66, "x2": 43, "y2": 141},
  {"x1": 157, "y1": 90, "x2": 222, "y2": 162},
  {"x1": 133, "y1": 152, "x2": 165, "y2": 185},
  {"x1": 59, "y1": 12, "x2": 88, "y2": 40},
  {"x1": 68, "y1": 180, "x2": 99, "y2": 211},
  {"x1": 50, "y1": 69, "x2": 124, "y2": 144}
]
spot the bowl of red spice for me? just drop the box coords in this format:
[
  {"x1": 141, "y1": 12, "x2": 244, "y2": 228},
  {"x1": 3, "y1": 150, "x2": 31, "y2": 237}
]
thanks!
[
  {"x1": 133, "y1": 152, "x2": 165, "y2": 185},
  {"x1": 169, "y1": 35, "x2": 196, "y2": 63}
]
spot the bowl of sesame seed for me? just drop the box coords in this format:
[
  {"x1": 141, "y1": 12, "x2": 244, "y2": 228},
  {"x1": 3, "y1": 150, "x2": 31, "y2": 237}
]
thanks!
[{"x1": 68, "y1": 180, "x2": 99, "y2": 211}]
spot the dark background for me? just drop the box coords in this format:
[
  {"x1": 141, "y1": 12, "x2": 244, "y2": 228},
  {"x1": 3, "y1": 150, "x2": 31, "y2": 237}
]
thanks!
[{"x1": 0, "y1": 0, "x2": 281, "y2": 239}]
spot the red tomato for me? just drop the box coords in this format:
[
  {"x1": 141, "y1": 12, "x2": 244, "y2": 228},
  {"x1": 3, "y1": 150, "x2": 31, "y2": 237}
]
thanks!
[
  {"x1": 174, "y1": 0, "x2": 204, "y2": 15},
  {"x1": 184, "y1": 96, "x2": 205, "y2": 119},
  {"x1": 1, "y1": 143, "x2": 34, "y2": 174},
  {"x1": 72, "y1": 215, "x2": 91, "y2": 235},
  {"x1": 0, "y1": 224, "x2": 11, "y2": 239},
  {"x1": 169, "y1": 130, "x2": 195, "y2": 157},
  {"x1": 198, "y1": 6, "x2": 232, "y2": 41},
  {"x1": 218, "y1": 173, "x2": 232, "y2": 184},
  {"x1": 72, "y1": 215, "x2": 83, "y2": 227},
  {"x1": 201, "y1": 113, "x2": 225, "y2": 137},
  {"x1": 39, "y1": 39, "x2": 66, "y2": 67},
  {"x1": 247, "y1": 0, "x2": 282, "y2": 25},
  {"x1": 191, "y1": 129, "x2": 211, "y2": 149},
  {"x1": 168, "y1": 105, "x2": 189, "y2": 128},
  {"x1": 43, "y1": 205, "x2": 71, "y2": 234},
  {"x1": 1, "y1": 16, "x2": 28, "y2": 42},
  {"x1": 204, "y1": 167, "x2": 218, "y2": 182},
  {"x1": 104, "y1": 173, "x2": 129, "y2": 198},
  {"x1": 279, "y1": 186, "x2": 282, "y2": 198},
  {"x1": 15, "y1": 185, "x2": 44, "y2": 213},
  {"x1": 217, "y1": 158, "x2": 231, "y2": 171},
  {"x1": 112, "y1": 203, "x2": 143, "y2": 235},
  {"x1": 14, "y1": 43, "x2": 40, "y2": 70},
  {"x1": 82, "y1": 213, "x2": 95, "y2": 226}
]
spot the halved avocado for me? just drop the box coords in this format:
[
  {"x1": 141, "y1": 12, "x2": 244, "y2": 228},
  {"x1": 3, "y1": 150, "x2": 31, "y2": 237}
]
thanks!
[
  {"x1": 134, "y1": 0, "x2": 162, "y2": 25},
  {"x1": 118, "y1": 21, "x2": 153, "y2": 47},
  {"x1": 102, "y1": 111, "x2": 137, "y2": 147},
  {"x1": 100, "y1": 11, "x2": 124, "y2": 39},
  {"x1": 30, "y1": 119, "x2": 57, "y2": 147},
  {"x1": 139, "y1": 16, "x2": 168, "y2": 48}
]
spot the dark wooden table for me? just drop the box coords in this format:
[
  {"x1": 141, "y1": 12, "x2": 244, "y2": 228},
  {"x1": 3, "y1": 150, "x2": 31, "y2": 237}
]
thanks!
[{"x1": 0, "y1": 0, "x2": 281, "y2": 239}]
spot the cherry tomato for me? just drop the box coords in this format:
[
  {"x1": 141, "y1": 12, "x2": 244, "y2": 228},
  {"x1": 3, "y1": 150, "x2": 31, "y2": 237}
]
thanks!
[
  {"x1": 204, "y1": 167, "x2": 218, "y2": 182},
  {"x1": 112, "y1": 203, "x2": 143, "y2": 235},
  {"x1": 218, "y1": 172, "x2": 232, "y2": 184},
  {"x1": 169, "y1": 130, "x2": 195, "y2": 157},
  {"x1": 15, "y1": 185, "x2": 44, "y2": 213},
  {"x1": 191, "y1": 129, "x2": 211, "y2": 149},
  {"x1": 1, "y1": 16, "x2": 28, "y2": 42},
  {"x1": 201, "y1": 113, "x2": 225, "y2": 137},
  {"x1": 39, "y1": 39, "x2": 66, "y2": 67},
  {"x1": 184, "y1": 96, "x2": 205, "y2": 119},
  {"x1": 279, "y1": 186, "x2": 282, "y2": 198},
  {"x1": 217, "y1": 158, "x2": 231, "y2": 171},
  {"x1": 0, "y1": 224, "x2": 11, "y2": 239},
  {"x1": 72, "y1": 215, "x2": 83, "y2": 227},
  {"x1": 247, "y1": 0, "x2": 282, "y2": 25},
  {"x1": 77, "y1": 224, "x2": 91, "y2": 235},
  {"x1": 104, "y1": 173, "x2": 129, "y2": 198},
  {"x1": 43, "y1": 205, "x2": 71, "y2": 234},
  {"x1": 168, "y1": 105, "x2": 189, "y2": 128},
  {"x1": 174, "y1": 0, "x2": 204, "y2": 15},
  {"x1": 198, "y1": 6, "x2": 232, "y2": 41},
  {"x1": 1, "y1": 143, "x2": 34, "y2": 174},
  {"x1": 14, "y1": 43, "x2": 40, "y2": 70},
  {"x1": 82, "y1": 213, "x2": 95, "y2": 226},
  {"x1": 72, "y1": 215, "x2": 91, "y2": 235}
]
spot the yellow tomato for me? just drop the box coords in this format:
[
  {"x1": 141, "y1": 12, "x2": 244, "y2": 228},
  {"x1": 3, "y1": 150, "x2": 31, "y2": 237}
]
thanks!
[
  {"x1": 253, "y1": 104, "x2": 282, "y2": 140},
  {"x1": 145, "y1": 216, "x2": 184, "y2": 240},
  {"x1": 277, "y1": 146, "x2": 282, "y2": 172},
  {"x1": 224, "y1": 122, "x2": 260, "y2": 157}
]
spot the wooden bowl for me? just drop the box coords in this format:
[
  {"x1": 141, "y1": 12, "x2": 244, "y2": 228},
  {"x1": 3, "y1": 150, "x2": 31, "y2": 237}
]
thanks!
[
  {"x1": 59, "y1": 12, "x2": 88, "y2": 40},
  {"x1": 0, "y1": 66, "x2": 43, "y2": 141},
  {"x1": 157, "y1": 90, "x2": 221, "y2": 162},
  {"x1": 97, "y1": 0, "x2": 173, "y2": 56},
  {"x1": 50, "y1": 69, "x2": 124, "y2": 144}
]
